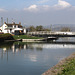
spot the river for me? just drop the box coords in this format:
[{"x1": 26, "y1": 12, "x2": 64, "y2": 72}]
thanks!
[{"x1": 0, "y1": 37, "x2": 75, "y2": 75}]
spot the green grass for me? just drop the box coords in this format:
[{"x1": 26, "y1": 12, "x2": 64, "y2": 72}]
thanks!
[
  {"x1": 0, "y1": 33, "x2": 11, "y2": 38},
  {"x1": 13, "y1": 35, "x2": 43, "y2": 39},
  {"x1": 0, "y1": 33, "x2": 14, "y2": 40},
  {"x1": 58, "y1": 58, "x2": 75, "y2": 75}
]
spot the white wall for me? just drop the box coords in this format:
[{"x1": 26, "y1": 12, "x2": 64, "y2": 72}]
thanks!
[
  {"x1": 1, "y1": 24, "x2": 8, "y2": 33},
  {"x1": 23, "y1": 28, "x2": 26, "y2": 33}
]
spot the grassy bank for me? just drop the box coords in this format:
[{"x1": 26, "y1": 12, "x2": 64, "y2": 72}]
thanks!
[
  {"x1": 42, "y1": 53, "x2": 75, "y2": 75},
  {"x1": 0, "y1": 34, "x2": 43, "y2": 42},
  {"x1": 13, "y1": 35, "x2": 43, "y2": 39},
  {"x1": 58, "y1": 55, "x2": 75, "y2": 75},
  {"x1": 0, "y1": 33, "x2": 14, "y2": 42}
]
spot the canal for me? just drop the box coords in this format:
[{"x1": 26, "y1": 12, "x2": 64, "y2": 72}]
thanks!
[{"x1": 0, "y1": 37, "x2": 75, "y2": 75}]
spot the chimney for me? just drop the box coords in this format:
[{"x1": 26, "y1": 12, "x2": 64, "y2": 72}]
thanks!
[
  {"x1": 13, "y1": 22, "x2": 15, "y2": 24},
  {"x1": 19, "y1": 22, "x2": 21, "y2": 25},
  {"x1": 1, "y1": 17, "x2": 3, "y2": 26},
  {"x1": 7, "y1": 18, "x2": 8, "y2": 23},
  {"x1": 12, "y1": 18, "x2": 14, "y2": 24},
  {"x1": 4, "y1": 22, "x2": 6, "y2": 24}
]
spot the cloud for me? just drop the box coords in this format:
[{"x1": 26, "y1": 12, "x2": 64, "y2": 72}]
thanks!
[
  {"x1": 0, "y1": 8, "x2": 6, "y2": 12},
  {"x1": 24, "y1": 5, "x2": 50, "y2": 12},
  {"x1": 28, "y1": 5, "x2": 37, "y2": 9},
  {"x1": 23, "y1": 0, "x2": 72, "y2": 12},
  {"x1": 24, "y1": 5, "x2": 38, "y2": 12},
  {"x1": 54, "y1": 0, "x2": 71, "y2": 8}
]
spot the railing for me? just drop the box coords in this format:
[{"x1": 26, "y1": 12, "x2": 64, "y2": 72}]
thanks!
[{"x1": 27, "y1": 31, "x2": 75, "y2": 35}]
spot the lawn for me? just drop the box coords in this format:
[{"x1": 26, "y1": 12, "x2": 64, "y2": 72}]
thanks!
[{"x1": 13, "y1": 35, "x2": 43, "y2": 39}]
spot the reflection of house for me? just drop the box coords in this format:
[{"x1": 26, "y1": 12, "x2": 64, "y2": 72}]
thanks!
[{"x1": 0, "y1": 22, "x2": 26, "y2": 35}]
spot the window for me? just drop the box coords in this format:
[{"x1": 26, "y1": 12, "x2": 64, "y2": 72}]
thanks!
[
  {"x1": 8, "y1": 25, "x2": 12, "y2": 27},
  {"x1": 14, "y1": 25, "x2": 16, "y2": 28},
  {"x1": 18, "y1": 25, "x2": 20, "y2": 28}
]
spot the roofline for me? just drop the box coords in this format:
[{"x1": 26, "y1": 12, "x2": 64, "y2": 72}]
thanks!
[{"x1": 0, "y1": 22, "x2": 23, "y2": 27}]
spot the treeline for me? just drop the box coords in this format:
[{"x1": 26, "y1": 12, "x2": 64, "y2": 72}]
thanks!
[
  {"x1": 60, "y1": 27, "x2": 71, "y2": 32},
  {"x1": 27, "y1": 25, "x2": 71, "y2": 32},
  {"x1": 28, "y1": 25, "x2": 50, "y2": 32}
]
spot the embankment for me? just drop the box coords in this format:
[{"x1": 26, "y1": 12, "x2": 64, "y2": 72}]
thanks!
[
  {"x1": 0, "y1": 33, "x2": 14, "y2": 42},
  {"x1": 42, "y1": 53, "x2": 75, "y2": 75}
]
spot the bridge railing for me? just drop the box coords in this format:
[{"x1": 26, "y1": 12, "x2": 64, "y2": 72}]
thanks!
[{"x1": 27, "y1": 31, "x2": 75, "y2": 35}]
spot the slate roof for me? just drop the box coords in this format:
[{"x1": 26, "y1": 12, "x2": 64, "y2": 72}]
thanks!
[{"x1": 6, "y1": 23, "x2": 23, "y2": 28}]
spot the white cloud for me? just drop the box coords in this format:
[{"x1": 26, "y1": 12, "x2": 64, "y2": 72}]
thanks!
[
  {"x1": 24, "y1": 5, "x2": 38, "y2": 12},
  {"x1": 0, "y1": 8, "x2": 6, "y2": 12},
  {"x1": 54, "y1": 0, "x2": 71, "y2": 9},
  {"x1": 28, "y1": 5, "x2": 37, "y2": 9},
  {"x1": 23, "y1": 0, "x2": 72, "y2": 12},
  {"x1": 24, "y1": 5, "x2": 50, "y2": 12}
]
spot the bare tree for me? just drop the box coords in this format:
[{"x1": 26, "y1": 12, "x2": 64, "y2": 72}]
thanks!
[{"x1": 60, "y1": 27, "x2": 71, "y2": 32}]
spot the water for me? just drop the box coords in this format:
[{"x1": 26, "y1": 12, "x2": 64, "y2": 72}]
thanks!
[{"x1": 0, "y1": 38, "x2": 75, "y2": 75}]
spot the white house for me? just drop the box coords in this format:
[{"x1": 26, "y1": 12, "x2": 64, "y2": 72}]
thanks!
[{"x1": 0, "y1": 22, "x2": 26, "y2": 35}]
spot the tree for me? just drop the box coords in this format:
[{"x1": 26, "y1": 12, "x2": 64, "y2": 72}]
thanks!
[
  {"x1": 36, "y1": 25, "x2": 43, "y2": 31},
  {"x1": 29, "y1": 26, "x2": 36, "y2": 32},
  {"x1": 60, "y1": 27, "x2": 71, "y2": 32}
]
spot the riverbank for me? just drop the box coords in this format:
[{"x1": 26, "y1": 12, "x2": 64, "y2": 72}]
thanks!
[
  {"x1": 0, "y1": 33, "x2": 14, "y2": 42},
  {"x1": 42, "y1": 52, "x2": 75, "y2": 75},
  {"x1": 13, "y1": 35, "x2": 43, "y2": 39},
  {"x1": 0, "y1": 34, "x2": 43, "y2": 42}
]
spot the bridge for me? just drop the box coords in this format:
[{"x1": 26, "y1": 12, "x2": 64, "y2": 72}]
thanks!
[{"x1": 27, "y1": 31, "x2": 75, "y2": 37}]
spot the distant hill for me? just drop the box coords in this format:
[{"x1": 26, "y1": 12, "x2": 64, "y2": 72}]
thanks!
[{"x1": 52, "y1": 24, "x2": 75, "y2": 32}]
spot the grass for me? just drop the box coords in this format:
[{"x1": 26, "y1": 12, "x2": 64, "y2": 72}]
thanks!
[
  {"x1": 13, "y1": 35, "x2": 43, "y2": 39},
  {"x1": 0, "y1": 33, "x2": 14, "y2": 40},
  {"x1": 58, "y1": 58, "x2": 75, "y2": 75},
  {"x1": 0, "y1": 33, "x2": 11, "y2": 38},
  {"x1": 42, "y1": 53, "x2": 75, "y2": 75}
]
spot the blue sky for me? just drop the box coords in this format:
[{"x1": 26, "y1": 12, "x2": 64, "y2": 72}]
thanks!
[
  {"x1": 0, "y1": 0, "x2": 74, "y2": 10},
  {"x1": 0, "y1": 0, "x2": 75, "y2": 9},
  {"x1": 0, "y1": 0, "x2": 75, "y2": 26}
]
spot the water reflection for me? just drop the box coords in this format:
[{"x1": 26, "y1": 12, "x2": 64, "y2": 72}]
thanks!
[
  {"x1": 57, "y1": 37, "x2": 75, "y2": 42},
  {"x1": 0, "y1": 41, "x2": 75, "y2": 75},
  {"x1": 29, "y1": 55, "x2": 37, "y2": 62},
  {"x1": 0, "y1": 42, "x2": 75, "y2": 61},
  {"x1": 0, "y1": 42, "x2": 75, "y2": 52}
]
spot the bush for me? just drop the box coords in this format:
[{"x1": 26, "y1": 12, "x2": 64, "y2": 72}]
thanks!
[{"x1": 0, "y1": 33, "x2": 14, "y2": 42}]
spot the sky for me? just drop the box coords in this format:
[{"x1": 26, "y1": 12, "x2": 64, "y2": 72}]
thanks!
[{"x1": 0, "y1": 0, "x2": 75, "y2": 26}]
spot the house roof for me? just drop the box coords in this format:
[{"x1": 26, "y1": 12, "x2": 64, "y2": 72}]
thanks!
[
  {"x1": 2, "y1": 22, "x2": 23, "y2": 27},
  {"x1": 6, "y1": 23, "x2": 23, "y2": 27}
]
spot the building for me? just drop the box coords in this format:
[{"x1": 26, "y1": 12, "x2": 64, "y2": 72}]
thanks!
[{"x1": 0, "y1": 22, "x2": 26, "y2": 35}]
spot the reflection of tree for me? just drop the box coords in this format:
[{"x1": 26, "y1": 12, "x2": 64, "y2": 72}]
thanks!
[
  {"x1": 0, "y1": 42, "x2": 44, "y2": 62},
  {"x1": 27, "y1": 44, "x2": 43, "y2": 51},
  {"x1": 0, "y1": 42, "x2": 44, "y2": 57},
  {"x1": 61, "y1": 37, "x2": 71, "y2": 41},
  {"x1": 27, "y1": 44, "x2": 34, "y2": 50},
  {"x1": 0, "y1": 42, "x2": 13, "y2": 50},
  {"x1": 36, "y1": 47, "x2": 43, "y2": 51},
  {"x1": 0, "y1": 42, "x2": 13, "y2": 62}
]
